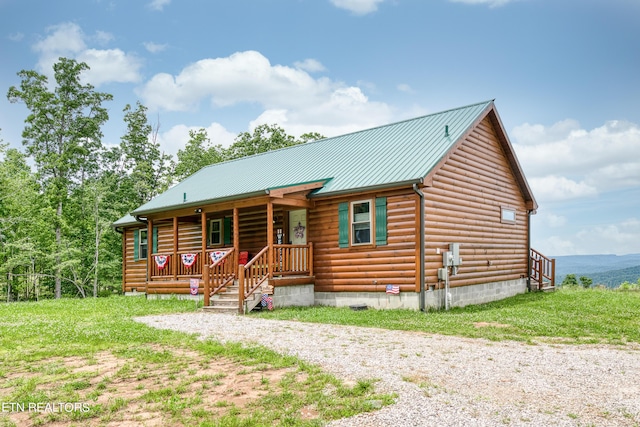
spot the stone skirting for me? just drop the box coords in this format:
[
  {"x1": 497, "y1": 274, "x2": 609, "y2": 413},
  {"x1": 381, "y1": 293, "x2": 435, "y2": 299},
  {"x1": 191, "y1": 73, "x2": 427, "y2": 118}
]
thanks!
[
  {"x1": 272, "y1": 283, "x2": 315, "y2": 308},
  {"x1": 131, "y1": 278, "x2": 526, "y2": 311},
  {"x1": 315, "y1": 278, "x2": 527, "y2": 310}
]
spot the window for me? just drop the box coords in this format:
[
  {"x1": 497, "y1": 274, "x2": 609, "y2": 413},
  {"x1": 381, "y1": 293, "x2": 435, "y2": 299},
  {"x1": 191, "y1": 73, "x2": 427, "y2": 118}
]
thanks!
[
  {"x1": 351, "y1": 200, "x2": 372, "y2": 245},
  {"x1": 209, "y1": 219, "x2": 223, "y2": 246},
  {"x1": 338, "y1": 197, "x2": 387, "y2": 248},
  {"x1": 139, "y1": 229, "x2": 148, "y2": 259},
  {"x1": 501, "y1": 207, "x2": 516, "y2": 224}
]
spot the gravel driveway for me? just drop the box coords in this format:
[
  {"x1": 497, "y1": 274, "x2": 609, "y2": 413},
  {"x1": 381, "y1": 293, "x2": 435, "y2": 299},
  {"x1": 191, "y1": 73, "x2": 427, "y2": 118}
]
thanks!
[{"x1": 136, "y1": 312, "x2": 640, "y2": 426}]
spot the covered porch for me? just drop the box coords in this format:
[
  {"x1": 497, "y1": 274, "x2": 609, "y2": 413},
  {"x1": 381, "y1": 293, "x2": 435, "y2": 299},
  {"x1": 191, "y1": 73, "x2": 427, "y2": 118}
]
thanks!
[{"x1": 141, "y1": 182, "x2": 320, "y2": 312}]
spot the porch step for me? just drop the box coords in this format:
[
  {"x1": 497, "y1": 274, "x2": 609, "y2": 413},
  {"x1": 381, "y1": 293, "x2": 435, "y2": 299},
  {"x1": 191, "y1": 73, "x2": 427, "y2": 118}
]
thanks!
[
  {"x1": 205, "y1": 280, "x2": 268, "y2": 314},
  {"x1": 530, "y1": 279, "x2": 555, "y2": 292},
  {"x1": 205, "y1": 279, "x2": 239, "y2": 313}
]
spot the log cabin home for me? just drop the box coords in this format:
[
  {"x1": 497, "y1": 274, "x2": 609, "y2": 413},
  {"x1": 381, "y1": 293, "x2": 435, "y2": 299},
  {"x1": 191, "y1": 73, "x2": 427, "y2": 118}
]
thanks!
[{"x1": 113, "y1": 100, "x2": 555, "y2": 313}]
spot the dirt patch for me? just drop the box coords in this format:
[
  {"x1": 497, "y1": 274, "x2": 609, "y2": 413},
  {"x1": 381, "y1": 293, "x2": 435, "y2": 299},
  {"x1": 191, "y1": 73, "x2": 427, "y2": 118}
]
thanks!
[{"x1": 0, "y1": 346, "x2": 301, "y2": 426}]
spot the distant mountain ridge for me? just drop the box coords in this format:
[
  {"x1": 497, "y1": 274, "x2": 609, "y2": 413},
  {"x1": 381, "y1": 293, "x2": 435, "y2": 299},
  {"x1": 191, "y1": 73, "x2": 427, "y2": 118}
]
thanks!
[{"x1": 552, "y1": 253, "x2": 640, "y2": 287}]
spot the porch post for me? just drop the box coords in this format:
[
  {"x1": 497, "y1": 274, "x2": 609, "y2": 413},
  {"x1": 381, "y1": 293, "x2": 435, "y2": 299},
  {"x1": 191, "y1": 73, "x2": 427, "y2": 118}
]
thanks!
[
  {"x1": 201, "y1": 211, "x2": 208, "y2": 305},
  {"x1": 267, "y1": 200, "x2": 274, "y2": 279},
  {"x1": 173, "y1": 216, "x2": 178, "y2": 280},
  {"x1": 122, "y1": 231, "x2": 126, "y2": 293},
  {"x1": 233, "y1": 207, "x2": 239, "y2": 268},
  {"x1": 146, "y1": 218, "x2": 153, "y2": 293}
]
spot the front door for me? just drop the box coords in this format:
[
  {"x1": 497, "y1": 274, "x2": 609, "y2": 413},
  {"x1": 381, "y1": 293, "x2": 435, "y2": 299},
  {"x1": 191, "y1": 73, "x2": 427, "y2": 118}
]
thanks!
[{"x1": 289, "y1": 209, "x2": 307, "y2": 245}]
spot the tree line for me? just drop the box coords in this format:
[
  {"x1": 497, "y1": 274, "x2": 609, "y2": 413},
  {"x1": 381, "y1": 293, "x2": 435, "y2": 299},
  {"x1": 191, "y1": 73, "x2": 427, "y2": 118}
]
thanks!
[{"x1": 0, "y1": 57, "x2": 322, "y2": 301}]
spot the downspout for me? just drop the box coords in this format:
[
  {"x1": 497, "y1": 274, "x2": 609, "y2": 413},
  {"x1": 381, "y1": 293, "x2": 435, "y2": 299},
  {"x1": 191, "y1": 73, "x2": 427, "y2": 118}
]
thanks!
[{"x1": 413, "y1": 183, "x2": 426, "y2": 311}]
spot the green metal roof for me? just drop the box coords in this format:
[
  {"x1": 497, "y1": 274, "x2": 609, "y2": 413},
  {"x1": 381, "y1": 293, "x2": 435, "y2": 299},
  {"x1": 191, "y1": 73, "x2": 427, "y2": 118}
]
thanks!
[
  {"x1": 132, "y1": 100, "x2": 494, "y2": 216},
  {"x1": 112, "y1": 213, "x2": 144, "y2": 228}
]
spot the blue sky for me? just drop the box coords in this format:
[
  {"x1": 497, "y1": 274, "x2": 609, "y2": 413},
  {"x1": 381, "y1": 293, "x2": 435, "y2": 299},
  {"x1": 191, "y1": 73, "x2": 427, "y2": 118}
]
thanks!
[{"x1": 1, "y1": 0, "x2": 639, "y2": 256}]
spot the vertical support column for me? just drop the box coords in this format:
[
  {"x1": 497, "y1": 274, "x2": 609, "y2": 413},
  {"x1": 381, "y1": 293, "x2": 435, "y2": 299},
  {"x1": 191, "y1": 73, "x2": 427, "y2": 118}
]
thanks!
[
  {"x1": 203, "y1": 264, "x2": 210, "y2": 306},
  {"x1": 267, "y1": 201, "x2": 274, "y2": 279},
  {"x1": 122, "y1": 230, "x2": 127, "y2": 293},
  {"x1": 201, "y1": 211, "x2": 207, "y2": 261},
  {"x1": 146, "y1": 218, "x2": 153, "y2": 294},
  {"x1": 308, "y1": 242, "x2": 314, "y2": 277},
  {"x1": 233, "y1": 207, "x2": 239, "y2": 269},
  {"x1": 238, "y1": 266, "x2": 245, "y2": 314},
  {"x1": 201, "y1": 211, "x2": 208, "y2": 305},
  {"x1": 173, "y1": 216, "x2": 178, "y2": 280}
]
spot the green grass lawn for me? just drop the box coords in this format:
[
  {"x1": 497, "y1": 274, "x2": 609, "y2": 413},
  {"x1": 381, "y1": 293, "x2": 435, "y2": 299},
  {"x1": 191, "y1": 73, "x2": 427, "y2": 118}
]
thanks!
[
  {"x1": 0, "y1": 296, "x2": 392, "y2": 427},
  {"x1": 252, "y1": 287, "x2": 640, "y2": 345},
  {"x1": 2, "y1": 288, "x2": 638, "y2": 426}
]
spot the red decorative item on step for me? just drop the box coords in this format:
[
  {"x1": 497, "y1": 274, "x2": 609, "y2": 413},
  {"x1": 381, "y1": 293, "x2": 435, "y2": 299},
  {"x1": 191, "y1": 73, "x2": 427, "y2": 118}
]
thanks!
[{"x1": 238, "y1": 251, "x2": 249, "y2": 265}]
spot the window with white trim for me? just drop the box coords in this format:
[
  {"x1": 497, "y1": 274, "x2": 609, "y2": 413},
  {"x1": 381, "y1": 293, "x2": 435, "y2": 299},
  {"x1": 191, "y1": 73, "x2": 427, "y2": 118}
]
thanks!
[
  {"x1": 351, "y1": 200, "x2": 372, "y2": 245},
  {"x1": 501, "y1": 207, "x2": 516, "y2": 224},
  {"x1": 209, "y1": 219, "x2": 223, "y2": 246},
  {"x1": 139, "y1": 229, "x2": 148, "y2": 259}
]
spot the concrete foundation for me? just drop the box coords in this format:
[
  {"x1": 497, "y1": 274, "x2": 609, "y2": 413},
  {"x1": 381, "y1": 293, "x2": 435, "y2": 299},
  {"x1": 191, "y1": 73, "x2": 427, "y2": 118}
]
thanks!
[
  {"x1": 128, "y1": 278, "x2": 526, "y2": 311},
  {"x1": 315, "y1": 278, "x2": 527, "y2": 310},
  {"x1": 272, "y1": 284, "x2": 315, "y2": 308}
]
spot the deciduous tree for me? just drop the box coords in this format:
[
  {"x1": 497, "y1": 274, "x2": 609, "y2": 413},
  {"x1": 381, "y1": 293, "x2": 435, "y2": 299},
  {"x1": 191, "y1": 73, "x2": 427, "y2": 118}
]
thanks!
[
  {"x1": 7, "y1": 57, "x2": 112, "y2": 298},
  {"x1": 174, "y1": 128, "x2": 224, "y2": 181}
]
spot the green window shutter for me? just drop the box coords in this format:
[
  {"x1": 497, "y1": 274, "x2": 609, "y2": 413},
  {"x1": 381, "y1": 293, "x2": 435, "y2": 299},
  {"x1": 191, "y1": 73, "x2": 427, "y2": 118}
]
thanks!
[
  {"x1": 338, "y1": 202, "x2": 349, "y2": 248},
  {"x1": 133, "y1": 229, "x2": 139, "y2": 261},
  {"x1": 224, "y1": 217, "x2": 232, "y2": 245},
  {"x1": 375, "y1": 197, "x2": 387, "y2": 246},
  {"x1": 152, "y1": 226, "x2": 158, "y2": 254}
]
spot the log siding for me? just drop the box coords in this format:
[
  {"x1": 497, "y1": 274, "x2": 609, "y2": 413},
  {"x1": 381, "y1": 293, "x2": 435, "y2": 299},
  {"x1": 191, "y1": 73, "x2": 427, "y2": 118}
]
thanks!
[
  {"x1": 310, "y1": 189, "x2": 417, "y2": 293},
  {"x1": 423, "y1": 116, "x2": 529, "y2": 288},
  {"x1": 123, "y1": 228, "x2": 147, "y2": 293}
]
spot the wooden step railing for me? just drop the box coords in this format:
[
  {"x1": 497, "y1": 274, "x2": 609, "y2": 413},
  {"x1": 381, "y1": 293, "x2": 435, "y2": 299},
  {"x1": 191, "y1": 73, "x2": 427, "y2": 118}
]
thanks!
[
  {"x1": 203, "y1": 248, "x2": 235, "y2": 306},
  {"x1": 238, "y1": 246, "x2": 270, "y2": 313},
  {"x1": 530, "y1": 248, "x2": 555, "y2": 290}
]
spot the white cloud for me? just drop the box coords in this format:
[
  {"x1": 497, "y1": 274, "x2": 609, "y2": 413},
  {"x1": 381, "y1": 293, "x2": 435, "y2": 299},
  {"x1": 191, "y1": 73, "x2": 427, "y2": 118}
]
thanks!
[
  {"x1": 143, "y1": 41, "x2": 168, "y2": 53},
  {"x1": 33, "y1": 22, "x2": 86, "y2": 70},
  {"x1": 512, "y1": 119, "x2": 640, "y2": 201},
  {"x1": 77, "y1": 49, "x2": 142, "y2": 85},
  {"x1": 536, "y1": 211, "x2": 567, "y2": 228},
  {"x1": 148, "y1": 0, "x2": 170, "y2": 11},
  {"x1": 138, "y1": 51, "x2": 333, "y2": 110},
  {"x1": 329, "y1": 0, "x2": 385, "y2": 15},
  {"x1": 155, "y1": 122, "x2": 237, "y2": 157},
  {"x1": 93, "y1": 30, "x2": 114, "y2": 45},
  {"x1": 527, "y1": 175, "x2": 598, "y2": 202},
  {"x1": 543, "y1": 218, "x2": 640, "y2": 256},
  {"x1": 294, "y1": 58, "x2": 326, "y2": 73},
  {"x1": 449, "y1": 0, "x2": 513, "y2": 7},
  {"x1": 137, "y1": 50, "x2": 393, "y2": 138},
  {"x1": 31, "y1": 22, "x2": 142, "y2": 87}
]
